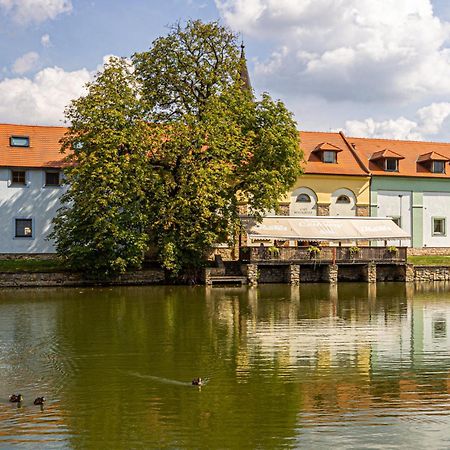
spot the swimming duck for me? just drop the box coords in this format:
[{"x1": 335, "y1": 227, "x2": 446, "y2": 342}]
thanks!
[
  {"x1": 9, "y1": 394, "x2": 23, "y2": 403},
  {"x1": 192, "y1": 378, "x2": 203, "y2": 386},
  {"x1": 33, "y1": 397, "x2": 45, "y2": 406}
]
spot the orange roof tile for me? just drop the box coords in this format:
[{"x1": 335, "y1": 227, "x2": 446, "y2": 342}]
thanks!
[
  {"x1": 299, "y1": 131, "x2": 369, "y2": 176},
  {"x1": 313, "y1": 142, "x2": 343, "y2": 152},
  {"x1": 0, "y1": 123, "x2": 67, "y2": 168},
  {"x1": 417, "y1": 151, "x2": 450, "y2": 162},
  {"x1": 369, "y1": 148, "x2": 404, "y2": 160},
  {"x1": 349, "y1": 135, "x2": 450, "y2": 178}
]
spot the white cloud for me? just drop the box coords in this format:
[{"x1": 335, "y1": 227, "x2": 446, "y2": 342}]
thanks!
[
  {"x1": 41, "y1": 33, "x2": 51, "y2": 47},
  {"x1": 217, "y1": 0, "x2": 450, "y2": 102},
  {"x1": 0, "y1": 0, "x2": 72, "y2": 24},
  {"x1": 12, "y1": 52, "x2": 40, "y2": 74},
  {"x1": 344, "y1": 102, "x2": 450, "y2": 140},
  {"x1": 0, "y1": 66, "x2": 90, "y2": 125}
]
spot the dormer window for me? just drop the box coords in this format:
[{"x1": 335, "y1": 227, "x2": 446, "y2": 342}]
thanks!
[
  {"x1": 432, "y1": 161, "x2": 446, "y2": 174},
  {"x1": 313, "y1": 142, "x2": 342, "y2": 165},
  {"x1": 10, "y1": 136, "x2": 30, "y2": 147},
  {"x1": 385, "y1": 158, "x2": 398, "y2": 172},
  {"x1": 417, "y1": 152, "x2": 449, "y2": 174},
  {"x1": 370, "y1": 148, "x2": 404, "y2": 172},
  {"x1": 323, "y1": 150, "x2": 337, "y2": 164}
]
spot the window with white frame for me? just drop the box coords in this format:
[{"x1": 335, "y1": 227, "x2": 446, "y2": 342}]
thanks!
[
  {"x1": 385, "y1": 158, "x2": 398, "y2": 172},
  {"x1": 432, "y1": 217, "x2": 446, "y2": 236},
  {"x1": 323, "y1": 150, "x2": 337, "y2": 164},
  {"x1": 15, "y1": 219, "x2": 32, "y2": 238},
  {"x1": 432, "y1": 161, "x2": 446, "y2": 174}
]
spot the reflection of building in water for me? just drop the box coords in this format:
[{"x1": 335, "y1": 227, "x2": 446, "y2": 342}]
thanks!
[{"x1": 206, "y1": 284, "x2": 450, "y2": 376}]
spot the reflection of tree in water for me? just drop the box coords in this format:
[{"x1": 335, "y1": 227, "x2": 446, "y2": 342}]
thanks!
[{"x1": 1, "y1": 284, "x2": 450, "y2": 448}]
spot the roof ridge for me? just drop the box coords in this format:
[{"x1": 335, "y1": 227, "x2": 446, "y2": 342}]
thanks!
[
  {"x1": 348, "y1": 135, "x2": 450, "y2": 145},
  {"x1": 0, "y1": 122, "x2": 67, "y2": 129}
]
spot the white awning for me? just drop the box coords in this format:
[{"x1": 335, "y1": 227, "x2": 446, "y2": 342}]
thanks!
[{"x1": 242, "y1": 216, "x2": 410, "y2": 241}]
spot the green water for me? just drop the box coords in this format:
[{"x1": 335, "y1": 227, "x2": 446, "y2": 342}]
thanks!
[{"x1": 1, "y1": 283, "x2": 450, "y2": 449}]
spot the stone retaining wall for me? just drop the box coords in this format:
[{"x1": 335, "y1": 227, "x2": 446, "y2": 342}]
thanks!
[
  {"x1": 0, "y1": 269, "x2": 165, "y2": 288},
  {"x1": 0, "y1": 253, "x2": 56, "y2": 260},
  {"x1": 414, "y1": 266, "x2": 450, "y2": 282},
  {"x1": 408, "y1": 248, "x2": 450, "y2": 256}
]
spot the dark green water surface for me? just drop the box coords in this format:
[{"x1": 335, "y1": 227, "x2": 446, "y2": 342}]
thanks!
[{"x1": 1, "y1": 283, "x2": 450, "y2": 449}]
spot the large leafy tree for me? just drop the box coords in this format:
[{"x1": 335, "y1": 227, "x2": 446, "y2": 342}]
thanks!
[
  {"x1": 51, "y1": 58, "x2": 152, "y2": 276},
  {"x1": 53, "y1": 21, "x2": 303, "y2": 276},
  {"x1": 133, "y1": 20, "x2": 303, "y2": 273}
]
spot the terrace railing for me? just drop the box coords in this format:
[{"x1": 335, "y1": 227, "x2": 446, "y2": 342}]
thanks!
[{"x1": 239, "y1": 246, "x2": 407, "y2": 264}]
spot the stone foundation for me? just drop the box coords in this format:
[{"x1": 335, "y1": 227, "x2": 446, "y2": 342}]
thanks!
[
  {"x1": 0, "y1": 253, "x2": 57, "y2": 260},
  {"x1": 408, "y1": 248, "x2": 450, "y2": 256},
  {"x1": 0, "y1": 269, "x2": 165, "y2": 288},
  {"x1": 414, "y1": 266, "x2": 450, "y2": 281}
]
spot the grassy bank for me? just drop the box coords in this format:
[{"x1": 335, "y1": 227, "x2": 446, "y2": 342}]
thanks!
[
  {"x1": 0, "y1": 259, "x2": 66, "y2": 273},
  {"x1": 408, "y1": 255, "x2": 450, "y2": 266}
]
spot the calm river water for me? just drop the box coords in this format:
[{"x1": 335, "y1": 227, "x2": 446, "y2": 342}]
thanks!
[{"x1": 1, "y1": 283, "x2": 450, "y2": 448}]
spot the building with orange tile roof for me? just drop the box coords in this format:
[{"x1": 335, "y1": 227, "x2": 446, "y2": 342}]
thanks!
[
  {"x1": 350, "y1": 135, "x2": 450, "y2": 248},
  {"x1": 280, "y1": 131, "x2": 370, "y2": 220},
  {"x1": 0, "y1": 124, "x2": 67, "y2": 253}
]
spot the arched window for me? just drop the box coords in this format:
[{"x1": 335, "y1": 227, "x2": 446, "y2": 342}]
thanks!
[
  {"x1": 336, "y1": 195, "x2": 351, "y2": 204},
  {"x1": 297, "y1": 193, "x2": 311, "y2": 203}
]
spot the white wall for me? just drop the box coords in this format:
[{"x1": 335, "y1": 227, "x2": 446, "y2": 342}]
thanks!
[
  {"x1": 423, "y1": 192, "x2": 450, "y2": 247},
  {"x1": 377, "y1": 190, "x2": 412, "y2": 247},
  {"x1": 329, "y1": 188, "x2": 356, "y2": 216},
  {"x1": 0, "y1": 168, "x2": 65, "y2": 253},
  {"x1": 290, "y1": 187, "x2": 317, "y2": 216}
]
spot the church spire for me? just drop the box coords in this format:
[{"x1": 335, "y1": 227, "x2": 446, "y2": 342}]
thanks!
[{"x1": 239, "y1": 41, "x2": 252, "y2": 93}]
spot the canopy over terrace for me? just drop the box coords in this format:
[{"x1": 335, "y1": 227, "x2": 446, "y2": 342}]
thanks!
[{"x1": 242, "y1": 216, "x2": 410, "y2": 242}]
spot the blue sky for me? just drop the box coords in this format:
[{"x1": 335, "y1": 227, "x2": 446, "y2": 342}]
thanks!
[{"x1": 1, "y1": 0, "x2": 450, "y2": 142}]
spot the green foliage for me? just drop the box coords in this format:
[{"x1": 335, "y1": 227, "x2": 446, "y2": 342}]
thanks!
[
  {"x1": 268, "y1": 246, "x2": 280, "y2": 257},
  {"x1": 133, "y1": 20, "x2": 302, "y2": 273},
  {"x1": 51, "y1": 58, "x2": 152, "y2": 277},
  {"x1": 53, "y1": 21, "x2": 303, "y2": 277},
  {"x1": 349, "y1": 246, "x2": 360, "y2": 257},
  {"x1": 308, "y1": 246, "x2": 321, "y2": 257},
  {"x1": 387, "y1": 246, "x2": 398, "y2": 254}
]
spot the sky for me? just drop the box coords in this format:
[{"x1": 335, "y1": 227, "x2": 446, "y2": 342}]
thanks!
[{"x1": 2, "y1": 0, "x2": 450, "y2": 141}]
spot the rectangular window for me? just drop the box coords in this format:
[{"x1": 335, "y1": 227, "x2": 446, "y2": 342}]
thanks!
[
  {"x1": 385, "y1": 158, "x2": 398, "y2": 172},
  {"x1": 15, "y1": 219, "x2": 32, "y2": 238},
  {"x1": 433, "y1": 217, "x2": 446, "y2": 236},
  {"x1": 432, "y1": 161, "x2": 446, "y2": 174},
  {"x1": 323, "y1": 151, "x2": 337, "y2": 163},
  {"x1": 11, "y1": 170, "x2": 26, "y2": 185},
  {"x1": 45, "y1": 171, "x2": 60, "y2": 186},
  {"x1": 10, "y1": 136, "x2": 30, "y2": 147}
]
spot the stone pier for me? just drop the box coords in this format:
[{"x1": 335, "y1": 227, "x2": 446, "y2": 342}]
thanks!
[
  {"x1": 324, "y1": 264, "x2": 338, "y2": 284},
  {"x1": 405, "y1": 264, "x2": 415, "y2": 282},
  {"x1": 288, "y1": 264, "x2": 300, "y2": 285},
  {"x1": 363, "y1": 262, "x2": 377, "y2": 283},
  {"x1": 242, "y1": 263, "x2": 259, "y2": 286}
]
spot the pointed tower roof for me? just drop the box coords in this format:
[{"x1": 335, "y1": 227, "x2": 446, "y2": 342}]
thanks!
[{"x1": 239, "y1": 42, "x2": 252, "y2": 93}]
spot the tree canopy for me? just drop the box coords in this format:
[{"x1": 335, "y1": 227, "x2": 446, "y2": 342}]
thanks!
[{"x1": 53, "y1": 20, "x2": 303, "y2": 276}]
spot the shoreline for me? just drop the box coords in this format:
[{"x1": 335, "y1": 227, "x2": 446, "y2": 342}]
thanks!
[{"x1": 1, "y1": 264, "x2": 450, "y2": 287}]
